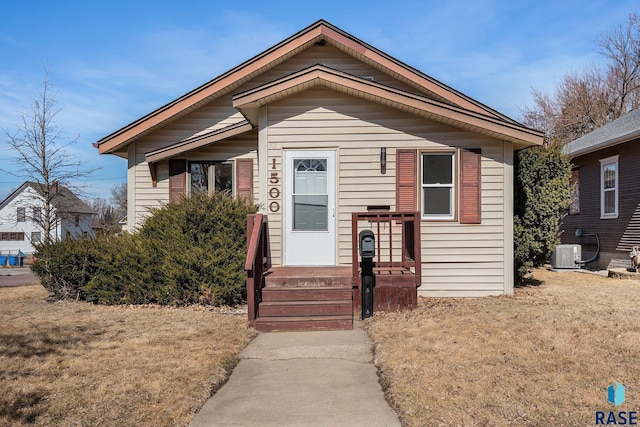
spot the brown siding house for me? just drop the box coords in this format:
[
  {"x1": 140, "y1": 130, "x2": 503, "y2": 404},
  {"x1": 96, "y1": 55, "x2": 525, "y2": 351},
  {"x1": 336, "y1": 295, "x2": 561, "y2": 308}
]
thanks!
[{"x1": 561, "y1": 109, "x2": 640, "y2": 269}]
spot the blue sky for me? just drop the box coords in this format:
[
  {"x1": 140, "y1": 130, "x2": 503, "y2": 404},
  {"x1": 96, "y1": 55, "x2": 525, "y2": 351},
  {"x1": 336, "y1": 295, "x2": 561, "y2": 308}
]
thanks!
[{"x1": 1, "y1": 0, "x2": 638, "y2": 201}]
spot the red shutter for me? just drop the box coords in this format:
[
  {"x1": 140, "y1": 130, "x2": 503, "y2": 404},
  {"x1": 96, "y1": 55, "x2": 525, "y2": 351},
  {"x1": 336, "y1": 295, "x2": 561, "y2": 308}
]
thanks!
[
  {"x1": 396, "y1": 149, "x2": 417, "y2": 212},
  {"x1": 460, "y1": 149, "x2": 481, "y2": 224},
  {"x1": 236, "y1": 158, "x2": 253, "y2": 200},
  {"x1": 169, "y1": 159, "x2": 186, "y2": 202}
]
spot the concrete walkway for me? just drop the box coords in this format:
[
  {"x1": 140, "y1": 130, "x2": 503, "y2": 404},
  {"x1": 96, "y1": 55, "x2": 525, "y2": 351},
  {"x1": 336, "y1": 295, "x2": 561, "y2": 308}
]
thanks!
[{"x1": 190, "y1": 323, "x2": 401, "y2": 427}]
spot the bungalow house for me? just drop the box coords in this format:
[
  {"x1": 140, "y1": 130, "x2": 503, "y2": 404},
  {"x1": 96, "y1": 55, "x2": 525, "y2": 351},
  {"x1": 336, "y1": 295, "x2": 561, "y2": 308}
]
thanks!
[
  {"x1": 95, "y1": 20, "x2": 543, "y2": 330},
  {"x1": 560, "y1": 109, "x2": 640, "y2": 270},
  {"x1": 0, "y1": 181, "x2": 95, "y2": 257}
]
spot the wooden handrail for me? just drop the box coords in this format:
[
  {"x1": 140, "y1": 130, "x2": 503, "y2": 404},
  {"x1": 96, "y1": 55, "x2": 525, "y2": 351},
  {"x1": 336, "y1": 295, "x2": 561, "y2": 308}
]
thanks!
[
  {"x1": 351, "y1": 211, "x2": 421, "y2": 288},
  {"x1": 245, "y1": 213, "x2": 268, "y2": 325},
  {"x1": 245, "y1": 213, "x2": 265, "y2": 272}
]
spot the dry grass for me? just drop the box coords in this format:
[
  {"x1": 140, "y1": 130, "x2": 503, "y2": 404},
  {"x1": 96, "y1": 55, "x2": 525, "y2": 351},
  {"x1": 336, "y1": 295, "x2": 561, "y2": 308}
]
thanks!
[
  {"x1": 0, "y1": 284, "x2": 257, "y2": 426},
  {"x1": 364, "y1": 268, "x2": 640, "y2": 426}
]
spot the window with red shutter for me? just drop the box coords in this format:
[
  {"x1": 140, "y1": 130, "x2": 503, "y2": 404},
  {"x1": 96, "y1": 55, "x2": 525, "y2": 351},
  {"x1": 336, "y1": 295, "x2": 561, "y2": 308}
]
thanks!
[
  {"x1": 459, "y1": 148, "x2": 481, "y2": 224},
  {"x1": 235, "y1": 158, "x2": 253, "y2": 200},
  {"x1": 396, "y1": 149, "x2": 417, "y2": 212},
  {"x1": 169, "y1": 159, "x2": 186, "y2": 202}
]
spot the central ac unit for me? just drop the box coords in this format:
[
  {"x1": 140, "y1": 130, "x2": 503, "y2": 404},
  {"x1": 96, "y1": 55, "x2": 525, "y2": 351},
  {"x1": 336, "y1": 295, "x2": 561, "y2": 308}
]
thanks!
[{"x1": 551, "y1": 244, "x2": 582, "y2": 269}]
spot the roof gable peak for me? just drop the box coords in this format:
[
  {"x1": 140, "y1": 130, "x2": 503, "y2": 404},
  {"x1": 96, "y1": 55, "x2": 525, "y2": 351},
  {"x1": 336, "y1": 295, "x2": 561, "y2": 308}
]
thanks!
[{"x1": 96, "y1": 20, "x2": 521, "y2": 154}]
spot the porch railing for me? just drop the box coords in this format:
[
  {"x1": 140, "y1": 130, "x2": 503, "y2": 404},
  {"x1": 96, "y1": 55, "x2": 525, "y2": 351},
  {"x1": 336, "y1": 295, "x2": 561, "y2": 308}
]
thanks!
[
  {"x1": 245, "y1": 214, "x2": 269, "y2": 325},
  {"x1": 351, "y1": 211, "x2": 421, "y2": 287}
]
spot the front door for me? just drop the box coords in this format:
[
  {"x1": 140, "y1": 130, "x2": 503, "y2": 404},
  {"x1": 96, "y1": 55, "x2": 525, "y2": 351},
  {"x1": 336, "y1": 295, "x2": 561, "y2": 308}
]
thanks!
[{"x1": 284, "y1": 150, "x2": 336, "y2": 266}]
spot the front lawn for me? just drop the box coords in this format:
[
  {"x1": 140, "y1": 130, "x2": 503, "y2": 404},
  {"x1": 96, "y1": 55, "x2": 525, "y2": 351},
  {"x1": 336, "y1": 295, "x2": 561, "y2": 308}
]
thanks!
[
  {"x1": 0, "y1": 284, "x2": 256, "y2": 426},
  {"x1": 364, "y1": 268, "x2": 640, "y2": 426}
]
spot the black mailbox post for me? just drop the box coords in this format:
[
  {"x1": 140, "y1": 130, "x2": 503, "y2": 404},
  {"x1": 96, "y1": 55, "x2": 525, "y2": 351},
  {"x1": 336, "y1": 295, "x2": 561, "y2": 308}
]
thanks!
[{"x1": 359, "y1": 230, "x2": 375, "y2": 319}]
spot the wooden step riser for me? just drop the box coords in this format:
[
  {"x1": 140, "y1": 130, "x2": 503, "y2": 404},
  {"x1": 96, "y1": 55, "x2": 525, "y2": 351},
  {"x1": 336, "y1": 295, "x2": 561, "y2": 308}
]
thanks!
[
  {"x1": 261, "y1": 288, "x2": 352, "y2": 302},
  {"x1": 264, "y1": 277, "x2": 352, "y2": 287},
  {"x1": 260, "y1": 302, "x2": 352, "y2": 317},
  {"x1": 255, "y1": 316, "x2": 353, "y2": 332}
]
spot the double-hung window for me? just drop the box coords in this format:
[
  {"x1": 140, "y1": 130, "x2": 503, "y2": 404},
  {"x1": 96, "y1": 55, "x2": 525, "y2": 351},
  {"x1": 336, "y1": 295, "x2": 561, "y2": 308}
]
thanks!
[
  {"x1": 600, "y1": 155, "x2": 618, "y2": 219},
  {"x1": 189, "y1": 161, "x2": 233, "y2": 195},
  {"x1": 17, "y1": 207, "x2": 26, "y2": 222},
  {"x1": 421, "y1": 152, "x2": 455, "y2": 220}
]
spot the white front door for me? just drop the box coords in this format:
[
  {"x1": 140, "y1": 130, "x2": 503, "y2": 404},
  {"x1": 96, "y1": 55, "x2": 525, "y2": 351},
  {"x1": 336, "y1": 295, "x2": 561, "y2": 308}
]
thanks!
[{"x1": 284, "y1": 150, "x2": 336, "y2": 266}]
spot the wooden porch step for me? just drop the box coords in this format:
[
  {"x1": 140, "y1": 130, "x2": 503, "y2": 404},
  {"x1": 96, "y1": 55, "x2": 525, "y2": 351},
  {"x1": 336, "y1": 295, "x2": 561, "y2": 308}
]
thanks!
[
  {"x1": 261, "y1": 286, "x2": 352, "y2": 302},
  {"x1": 255, "y1": 315, "x2": 353, "y2": 332},
  {"x1": 256, "y1": 267, "x2": 354, "y2": 332},
  {"x1": 260, "y1": 300, "x2": 352, "y2": 317},
  {"x1": 264, "y1": 266, "x2": 352, "y2": 287}
]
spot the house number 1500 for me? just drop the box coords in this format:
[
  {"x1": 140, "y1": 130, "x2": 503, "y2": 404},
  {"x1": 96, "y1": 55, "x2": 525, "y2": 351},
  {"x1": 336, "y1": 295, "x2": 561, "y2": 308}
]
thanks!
[{"x1": 268, "y1": 168, "x2": 280, "y2": 212}]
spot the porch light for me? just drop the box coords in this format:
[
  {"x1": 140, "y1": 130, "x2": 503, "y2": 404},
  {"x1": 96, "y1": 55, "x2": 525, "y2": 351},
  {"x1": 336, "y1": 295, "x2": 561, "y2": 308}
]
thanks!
[{"x1": 380, "y1": 147, "x2": 386, "y2": 174}]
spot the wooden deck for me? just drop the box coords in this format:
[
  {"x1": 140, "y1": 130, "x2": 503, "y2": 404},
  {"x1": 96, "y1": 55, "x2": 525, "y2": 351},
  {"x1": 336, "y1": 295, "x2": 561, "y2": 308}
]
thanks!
[
  {"x1": 253, "y1": 266, "x2": 418, "y2": 332},
  {"x1": 245, "y1": 212, "x2": 421, "y2": 332}
]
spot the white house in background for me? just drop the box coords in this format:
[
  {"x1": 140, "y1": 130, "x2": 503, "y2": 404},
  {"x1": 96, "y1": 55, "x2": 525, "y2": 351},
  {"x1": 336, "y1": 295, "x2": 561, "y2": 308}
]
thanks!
[{"x1": 0, "y1": 181, "x2": 95, "y2": 255}]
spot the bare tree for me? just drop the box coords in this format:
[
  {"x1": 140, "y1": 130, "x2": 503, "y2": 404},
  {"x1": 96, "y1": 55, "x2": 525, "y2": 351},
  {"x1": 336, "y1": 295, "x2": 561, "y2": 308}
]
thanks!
[
  {"x1": 90, "y1": 197, "x2": 122, "y2": 235},
  {"x1": 521, "y1": 11, "x2": 640, "y2": 146},
  {"x1": 2, "y1": 72, "x2": 95, "y2": 243},
  {"x1": 110, "y1": 182, "x2": 127, "y2": 216},
  {"x1": 554, "y1": 69, "x2": 612, "y2": 144},
  {"x1": 597, "y1": 12, "x2": 640, "y2": 117},
  {"x1": 89, "y1": 183, "x2": 127, "y2": 235}
]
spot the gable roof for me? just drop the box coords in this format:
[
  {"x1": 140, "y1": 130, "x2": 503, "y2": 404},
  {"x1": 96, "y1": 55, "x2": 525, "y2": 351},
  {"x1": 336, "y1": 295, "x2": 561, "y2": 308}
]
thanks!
[
  {"x1": 95, "y1": 19, "x2": 541, "y2": 156},
  {"x1": 233, "y1": 64, "x2": 542, "y2": 148},
  {"x1": 563, "y1": 109, "x2": 640, "y2": 158},
  {"x1": 0, "y1": 181, "x2": 94, "y2": 215}
]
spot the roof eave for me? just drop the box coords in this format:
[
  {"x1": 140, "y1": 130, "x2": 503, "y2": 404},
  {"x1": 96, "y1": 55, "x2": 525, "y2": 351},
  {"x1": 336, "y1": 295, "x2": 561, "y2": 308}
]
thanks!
[
  {"x1": 145, "y1": 121, "x2": 254, "y2": 163},
  {"x1": 96, "y1": 20, "x2": 526, "y2": 155},
  {"x1": 96, "y1": 21, "x2": 330, "y2": 155},
  {"x1": 233, "y1": 65, "x2": 544, "y2": 147},
  {"x1": 565, "y1": 130, "x2": 640, "y2": 158}
]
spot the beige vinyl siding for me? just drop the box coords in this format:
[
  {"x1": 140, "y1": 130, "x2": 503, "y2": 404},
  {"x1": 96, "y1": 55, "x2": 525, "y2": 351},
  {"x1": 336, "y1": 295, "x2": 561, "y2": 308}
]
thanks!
[
  {"x1": 252, "y1": 44, "x2": 423, "y2": 95},
  {"x1": 126, "y1": 44, "x2": 425, "y2": 231},
  {"x1": 135, "y1": 44, "x2": 426, "y2": 158},
  {"x1": 266, "y1": 88, "x2": 508, "y2": 296},
  {"x1": 130, "y1": 131, "x2": 258, "y2": 229}
]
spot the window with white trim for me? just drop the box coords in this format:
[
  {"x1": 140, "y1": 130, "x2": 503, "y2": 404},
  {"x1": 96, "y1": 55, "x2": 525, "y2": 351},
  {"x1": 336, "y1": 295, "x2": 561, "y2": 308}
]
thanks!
[
  {"x1": 600, "y1": 155, "x2": 619, "y2": 219},
  {"x1": 188, "y1": 161, "x2": 233, "y2": 195},
  {"x1": 17, "y1": 207, "x2": 25, "y2": 222},
  {"x1": 421, "y1": 152, "x2": 455, "y2": 220}
]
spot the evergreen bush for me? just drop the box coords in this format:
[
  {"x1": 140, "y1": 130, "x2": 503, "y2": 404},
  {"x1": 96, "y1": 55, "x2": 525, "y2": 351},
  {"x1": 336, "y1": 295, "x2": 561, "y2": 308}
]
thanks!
[
  {"x1": 137, "y1": 192, "x2": 257, "y2": 305},
  {"x1": 514, "y1": 146, "x2": 571, "y2": 281},
  {"x1": 32, "y1": 192, "x2": 257, "y2": 306},
  {"x1": 32, "y1": 237, "x2": 103, "y2": 300}
]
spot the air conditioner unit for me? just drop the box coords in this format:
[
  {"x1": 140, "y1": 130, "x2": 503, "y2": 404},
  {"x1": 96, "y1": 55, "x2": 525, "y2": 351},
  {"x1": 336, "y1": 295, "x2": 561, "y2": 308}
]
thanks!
[{"x1": 551, "y1": 244, "x2": 582, "y2": 269}]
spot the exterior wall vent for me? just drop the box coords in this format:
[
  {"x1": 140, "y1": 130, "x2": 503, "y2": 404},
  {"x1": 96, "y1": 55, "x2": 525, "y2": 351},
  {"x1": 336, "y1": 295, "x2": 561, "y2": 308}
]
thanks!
[{"x1": 551, "y1": 244, "x2": 582, "y2": 269}]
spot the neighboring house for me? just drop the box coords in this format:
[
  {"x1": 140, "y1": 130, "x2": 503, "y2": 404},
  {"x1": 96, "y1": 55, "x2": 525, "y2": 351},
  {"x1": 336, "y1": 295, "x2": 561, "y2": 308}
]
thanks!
[
  {"x1": 95, "y1": 20, "x2": 543, "y2": 303},
  {"x1": 0, "y1": 181, "x2": 95, "y2": 255},
  {"x1": 561, "y1": 109, "x2": 640, "y2": 270}
]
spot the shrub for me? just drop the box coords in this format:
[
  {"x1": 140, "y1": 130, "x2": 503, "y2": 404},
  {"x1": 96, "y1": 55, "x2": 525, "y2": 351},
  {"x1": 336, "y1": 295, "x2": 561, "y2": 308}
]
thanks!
[
  {"x1": 82, "y1": 233, "x2": 161, "y2": 305},
  {"x1": 33, "y1": 192, "x2": 257, "y2": 306},
  {"x1": 32, "y1": 237, "x2": 103, "y2": 300},
  {"x1": 514, "y1": 146, "x2": 571, "y2": 281},
  {"x1": 137, "y1": 192, "x2": 257, "y2": 305}
]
